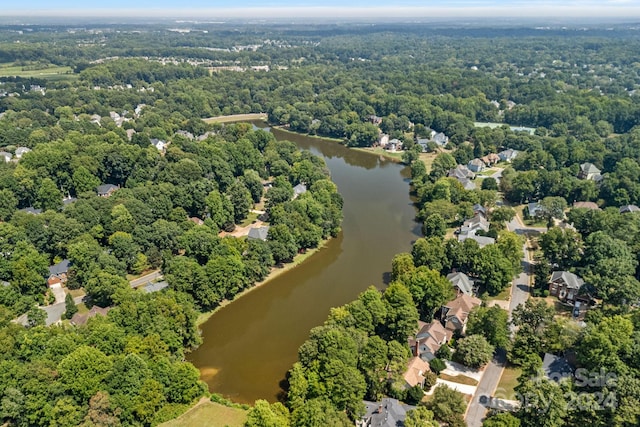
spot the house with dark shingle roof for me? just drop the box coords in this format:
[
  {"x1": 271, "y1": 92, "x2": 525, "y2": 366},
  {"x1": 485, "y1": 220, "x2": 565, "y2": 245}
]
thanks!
[
  {"x1": 578, "y1": 162, "x2": 602, "y2": 181},
  {"x1": 293, "y1": 183, "x2": 307, "y2": 198},
  {"x1": 97, "y1": 184, "x2": 119, "y2": 198},
  {"x1": 549, "y1": 271, "x2": 584, "y2": 303},
  {"x1": 20, "y1": 207, "x2": 42, "y2": 215},
  {"x1": 542, "y1": 353, "x2": 574, "y2": 383},
  {"x1": 620, "y1": 205, "x2": 640, "y2": 214},
  {"x1": 48, "y1": 259, "x2": 71, "y2": 287},
  {"x1": 447, "y1": 272, "x2": 474, "y2": 296},
  {"x1": 247, "y1": 226, "x2": 270, "y2": 241},
  {"x1": 358, "y1": 398, "x2": 416, "y2": 427}
]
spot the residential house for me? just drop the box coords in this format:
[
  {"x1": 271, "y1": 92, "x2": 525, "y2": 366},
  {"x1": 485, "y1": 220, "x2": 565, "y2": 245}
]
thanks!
[
  {"x1": 377, "y1": 133, "x2": 390, "y2": 148},
  {"x1": 150, "y1": 138, "x2": 167, "y2": 152},
  {"x1": 467, "y1": 158, "x2": 486, "y2": 173},
  {"x1": 0, "y1": 151, "x2": 12, "y2": 163},
  {"x1": 368, "y1": 115, "x2": 382, "y2": 125},
  {"x1": 441, "y1": 293, "x2": 482, "y2": 333},
  {"x1": 409, "y1": 320, "x2": 448, "y2": 361},
  {"x1": 527, "y1": 202, "x2": 545, "y2": 219},
  {"x1": 619, "y1": 205, "x2": 640, "y2": 214},
  {"x1": 472, "y1": 203, "x2": 487, "y2": 217},
  {"x1": 47, "y1": 259, "x2": 70, "y2": 287},
  {"x1": 176, "y1": 130, "x2": 195, "y2": 140},
  {"x1": 461, "y1": 214, "x2": 490, "y2": 234},
  {"x1": 542, "y1": 353, "x2": 574, "y2": 382},
  {"x1": 247, "y1": 226, "x2": 270, "y2": 241},
  {"x1": 386, "y1": 138, "x2": 402, "y2": 152},
  {"x1": 416, "y1": 138, "x2": 430, "y2": 152},
  {"x1": 14, "y1": 147, "x2": 31, "y2": 159},
  {"x1": 90, "y1": 114, "x2": 102, "y2": 125},
  {"x1": 459, "y1": 234, "x2": 495, "y2": 248},
  {"x1": 498, "y1": 149, "x2": 518, "y2": 163},
  {"x1": 143, "y1": 281, "x2": 169, "y2": 293},
  {"x1": 293, "y1": 183, "x2": 307, "y2": 198},
  {"x1": 448, "y1": 164, "x2": 475, "y2": 181},
  {"x1": 549, "y1": 271, "x2": 584, "y2": 303},
  {"x1": 20, "y1": 207, "x2": 42, "y2": 215},
  {"x1": 71, "y1": 306, "x2": 112, "y2": 326},
  {"x1": 403, "y1": 357, "x2": 431, "y2": 389},
  {"x1": 578, "y1": 162, "x2": 603, "y2": 182},
  {"x1": 447, "y1": 272, "x2": 474, "y2": 296},
  {"x1": 481, "y1": 153, "x2": 500, "y2": 165},
  {"x1": 432, "y1": 132, "x2": 449, "y2": 146},
  {"x1": 357, "y1": 398, "x2": 415, "y2": 427},
  {"x1": 572, "y1": 201, "x2": 600, "y2": 211},
  {"x1": 459, "y1": 178, "x2": 476, "y2": 191},
  {"x1": 96, "y1": 184, "x2": 119, "y2": 198},
  {"x1": 62, "y1": 195, "x2": 77, "y2": 206}
]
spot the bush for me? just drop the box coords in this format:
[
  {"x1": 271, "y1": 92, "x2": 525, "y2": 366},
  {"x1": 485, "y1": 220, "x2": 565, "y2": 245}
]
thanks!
[
  {"x1": 454, "y1": 335, "x2": 495, "y2": 369},
  {"x1": 436, "y1": 344, "x2": 452, "y2": 360},
  {"x1": 405, "y1": 385, "x2": 425, "y2": 405},
  {"x1": 429, "y1": 358, "x2": 446, "y2": 374},
  {"x1": 423, "y1": 371, "x2": 438, "y2": 390}
]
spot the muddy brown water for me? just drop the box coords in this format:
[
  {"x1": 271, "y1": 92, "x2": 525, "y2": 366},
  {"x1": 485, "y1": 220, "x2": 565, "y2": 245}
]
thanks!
[{"x1": 187, "y1": 125, "x2": 420, "y2": 404}]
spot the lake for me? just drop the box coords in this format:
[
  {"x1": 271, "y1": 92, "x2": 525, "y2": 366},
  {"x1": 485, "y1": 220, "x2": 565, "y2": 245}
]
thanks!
[{"x1": 187, "y1": 126, "x2": 420, "y2": 404}]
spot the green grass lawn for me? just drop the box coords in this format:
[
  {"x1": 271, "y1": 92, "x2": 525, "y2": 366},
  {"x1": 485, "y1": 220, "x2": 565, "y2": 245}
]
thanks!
[
  {"x1": 0, "y1": 62, "x2": 73, "y2": 78},
  {"x1": 239, "y1": 211, "x2": 259, "y2": 227},
  {"x1": 497, "y1": 366, "x2": 522, "y2": 400},
  {"x1": 159, "y1": 401, "x2": 247, "y2": 427},
  {"x1": 439, "y1": 373, "x2": 479, "y2": 386},
  {"x1": 353, "y1": 147, "x2": 403, "y2": 162},
  {"x1": 419, "y1": 152, "x2": 438, "y2": 173}
]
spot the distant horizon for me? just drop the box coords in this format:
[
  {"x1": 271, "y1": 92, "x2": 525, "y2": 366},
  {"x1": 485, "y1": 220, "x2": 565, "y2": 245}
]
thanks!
[{"x1": 4, "y1": 2, "x2": 640, "y2": 21}]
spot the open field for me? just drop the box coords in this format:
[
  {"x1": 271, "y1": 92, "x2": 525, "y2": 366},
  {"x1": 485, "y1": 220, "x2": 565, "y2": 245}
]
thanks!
[
  {"x1": 203, "y1": 113, "x2": 267, "y2": 124},
  {"x1": 0, "y1": 62, "x2": 73, "y2": 78},
  {"x1": 159, "y1": 400, "x2": 246, "y2": 427}
]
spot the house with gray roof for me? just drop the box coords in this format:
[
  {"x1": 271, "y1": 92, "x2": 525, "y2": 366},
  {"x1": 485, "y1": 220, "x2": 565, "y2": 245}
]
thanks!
[
  {"x1": 150, "y1": 138, "x2": 167, "y2": 152},
  {"x1": 460, "y1": 234, "x2": 495, "y2": 248},
  {"x1": 357, "y1": 398, "x2": 416, "y2": 427},
  {"x1": 542, "y1": 353, "x2": 574, "y2": 383},
  {"x1": 462, "y1": 214, "x2": 490, "y2": 234},
  {"x1": 527, "y1": 202, "x2": 546, "y2": 218},
  {"x1": 447, "y1": 272, "x2": 474, "y2": 296},
  {"x1": 247, "y1": 226, "x2": 270, "y2": 241},
  {"x1": 143, "y1": 281, "x2": 169, "y2": 293},
  {"x1": 458, "y1": 178, "x2": 476, "y2": 191},
  {"x1": 498, "y1": 149, "x2": 518, "y2": 163},
  {"x1": 448, "y1": 164, "x2": 475, "y2": 181},
  {"x1": 97, "y1": 184, "x2": 119, "y2": 198},
  {"x1": 620, "y1": 205, "x2": 640, "y2": 214},
  {"x1": 293, "y1": 183, "x2": 307, "y2": 198},
  {"x1": 467, "y1": 158, "x2": 486, "y2": 173},
  {"x1": 432, "y1": 132, "x2": 449, "y2": 146},
  {"x1": 549, "y1": 271, "x2": 584, "y2": 303},
  {"x1": 578, "y1": 162, "x2": 602, "y2": 181},
  {"x1": 20, "y1": 207, "x2": 42, "y2": 215}
]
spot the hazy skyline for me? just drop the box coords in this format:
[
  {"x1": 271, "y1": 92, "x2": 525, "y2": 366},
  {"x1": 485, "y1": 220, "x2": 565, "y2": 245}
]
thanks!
[{"x1": 4, "y1": 0, "x2": 640, "y2": 19}]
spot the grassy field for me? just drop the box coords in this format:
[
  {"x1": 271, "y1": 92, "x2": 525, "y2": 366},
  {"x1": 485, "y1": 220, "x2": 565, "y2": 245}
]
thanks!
[
  {"x1": 497, "y1": 366, "x2": 522, "y2": 400},
  {"x1": 352, "y1": 147, "x2": 403, "y2": 162},
  {"x1": 159, "y1": 401, "x2": 247, "y2": 427},
  {"x1": 439, "y1": 373, "x2": 479, "y2": 386},
  {"x1": 203, "y1": 113, "x2": 267, "y2": 124},
  {"x1": 0, "y1": 62, "x2": 73, "y2": 78}
]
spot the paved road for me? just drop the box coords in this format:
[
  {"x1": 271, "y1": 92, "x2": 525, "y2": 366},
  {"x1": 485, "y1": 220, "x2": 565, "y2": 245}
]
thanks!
[
  {"x1": 129, "y1": 270, "x2": 163, "y2": 288},
  {"x1": 465, "y1": 217, "x2": 536, "y2": 426},
  {"x1": 14, "y1": 295, "x2": 85, "y2": 327}
]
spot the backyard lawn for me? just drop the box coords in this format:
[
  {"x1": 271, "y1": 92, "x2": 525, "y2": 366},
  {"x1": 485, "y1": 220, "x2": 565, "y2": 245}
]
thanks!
[{"x1": 159, "y1": 400, "x2": 247, "y2": 427}]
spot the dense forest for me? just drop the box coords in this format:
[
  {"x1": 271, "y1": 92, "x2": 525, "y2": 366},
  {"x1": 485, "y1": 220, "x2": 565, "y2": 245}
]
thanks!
[{"x1": 0, "y1": 20, "x2": 639, "y2": 427}]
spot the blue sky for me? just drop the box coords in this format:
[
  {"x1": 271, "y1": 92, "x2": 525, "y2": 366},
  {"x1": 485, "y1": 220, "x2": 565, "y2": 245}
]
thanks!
[{"x1": 5, "y1": 0, "x2": 640, "y2": 18}]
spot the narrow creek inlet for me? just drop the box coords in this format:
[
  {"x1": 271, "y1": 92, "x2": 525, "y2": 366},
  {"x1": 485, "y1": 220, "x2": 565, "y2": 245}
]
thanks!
[{"x1": 187, "y1": 126, "x2": 421, "y2": 404}]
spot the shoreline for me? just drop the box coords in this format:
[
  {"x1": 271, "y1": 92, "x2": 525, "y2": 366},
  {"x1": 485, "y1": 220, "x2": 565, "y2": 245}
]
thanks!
[{"x1": 195, "y1": 237, "x2": 331, "y2": 326}]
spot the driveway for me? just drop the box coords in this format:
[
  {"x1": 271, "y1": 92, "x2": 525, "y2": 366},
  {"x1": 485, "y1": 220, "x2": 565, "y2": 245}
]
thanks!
[{"x1": 465, "y1": 219, "x2": 538, "y2": 426}]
